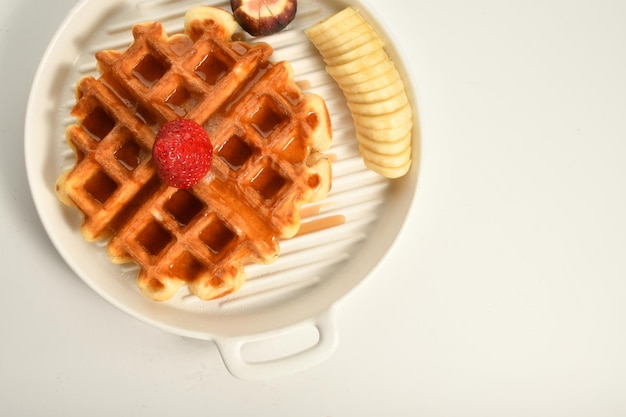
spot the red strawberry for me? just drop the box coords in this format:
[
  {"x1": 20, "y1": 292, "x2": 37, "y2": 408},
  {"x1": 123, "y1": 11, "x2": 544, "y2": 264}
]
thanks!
[{"x1": 152, "y1": 119, "x2": 213, "y2": 189}]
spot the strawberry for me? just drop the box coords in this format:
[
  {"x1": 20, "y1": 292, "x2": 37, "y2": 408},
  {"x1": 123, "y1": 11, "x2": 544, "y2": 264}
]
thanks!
[{"x1": 152, "y1": 119, "x2": 213, "y2": 189}]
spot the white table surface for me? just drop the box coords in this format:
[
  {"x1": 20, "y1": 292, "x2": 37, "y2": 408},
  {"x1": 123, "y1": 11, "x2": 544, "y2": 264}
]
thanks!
[{"x1": 3, "y1": 0, "x2": 626, "y2": 415}]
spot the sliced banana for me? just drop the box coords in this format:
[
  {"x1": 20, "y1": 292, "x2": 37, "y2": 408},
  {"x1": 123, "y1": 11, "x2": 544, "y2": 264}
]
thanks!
[
  {"x1": 345, "y1": 77, "x2": 405, "y2": 104},
  {"x1": 325, "y1": 49, "x2": 388, "y2": 78},
  {"x1": 331, "y1": 58, "x2": 396, "y2": 86},
  {"x1": 352, "y1": 104, "x2": 412, "y2": 130},
  {"x1": 363, "y1": 157, "x2": 412, "y2": 179},
  {"x1": 317, "y1": 22, "x2": 375, "y2": 50},
  {"x1": 357, "y1": 130, "x2": 412, "y2": 155},
  {"x1": 338, "y1": 66, "x2": 401, "y2": 95},
  {"x1": 321, "y1": 28, "x2": 378, "y2": 58},
  {"x1": 323, "y1": 38, "x2": 385, "y2": 67},
  {"x1": 356, "y1": 121, "x2": 412, "y2": 143},
  {"x1": 304, "y1": 9, "x2": 362, "y2": 47},
  {"x1": 303, "y1": 7, "x2": 356, "y2": 39},
  {"x1": 360, "y1": 144, "x2": 410, "y2": 166},
  {"x1": 347, "y1": 90, "x2": 409, "y2": 116},
  {"x1": 306, "y1": 7, "x2": 413, "y2": 179}
]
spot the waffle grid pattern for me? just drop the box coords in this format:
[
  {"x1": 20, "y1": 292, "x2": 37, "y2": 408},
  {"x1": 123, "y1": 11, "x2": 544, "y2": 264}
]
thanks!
[{"x1": 57, "y1": 8, "x2": 332, "y2": 301}]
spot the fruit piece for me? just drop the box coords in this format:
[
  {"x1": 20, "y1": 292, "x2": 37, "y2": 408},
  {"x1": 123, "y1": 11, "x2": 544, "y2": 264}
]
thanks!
[
  {"x1": 185, "y1": 6, "x2": 238, "y2": 39},
  {"x1": 305, "y1": 7, "x2": 414, "y2": 178},
  {"x1": 325, "y1": 49, "x2": 388, "y2": 78},
  {"x1": 357, "y1": 130, "x2": 412, "y2": 155},
  {"x1": 362, "y1": 156, "x2": 412, "y2": 179},
  {"x1": 352, "y1": 104, "x2": 413, "y2": 130},
  {"x1": 347, "y1": 90, "x2": 409, "y2": 116},
  {"x1": 320, "y1": 27, "x2": 377, "y2": 58},
  {"x1": 356, "y1": 120, "x2": 412, "y2": 143},
  {"x1": 345, "y1": 77, "x2": 405, "y2": 104},
  {"x1": 231, "y1": 0, "x2": 297, "y2": 37},
  {"x1": 339, "y1": 66, "x2": 401, "y2": 94},
  {"x1": 323, "y1": 37, "x2": 385, "y2": 66},
  {"x1": 305, "y1": 10, "x2": 363, "y2": 47},
  {"x1": 152, "y1": 119, "x2": 213, "y2": 189},
  {"x1": 359, "y1": 143, "x2": 411, "y2": 168},
  {"x1": 303, "y1": 7, "x2": 358, "y2": 43},
  {"x1": 327, "y1": 58, "x2": 396, "y2": 86}
]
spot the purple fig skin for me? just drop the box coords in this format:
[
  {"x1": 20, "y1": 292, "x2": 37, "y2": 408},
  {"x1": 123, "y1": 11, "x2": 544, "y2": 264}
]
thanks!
[{"x1": 231, "y1": 0, "x2": 297, "y2": 37}]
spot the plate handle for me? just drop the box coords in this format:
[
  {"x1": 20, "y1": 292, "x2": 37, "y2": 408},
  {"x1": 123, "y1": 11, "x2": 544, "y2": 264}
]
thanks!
[{"x1": 214, "y1": 307, "x2": 338, "y2": 380}]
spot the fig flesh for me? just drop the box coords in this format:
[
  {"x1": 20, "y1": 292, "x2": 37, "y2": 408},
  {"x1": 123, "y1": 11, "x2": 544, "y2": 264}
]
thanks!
[{"x1": 231, "y1": 0, "x2": 297, "y2": 37}]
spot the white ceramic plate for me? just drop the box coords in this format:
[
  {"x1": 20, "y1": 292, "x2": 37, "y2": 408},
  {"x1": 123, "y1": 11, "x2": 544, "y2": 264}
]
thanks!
[{"x1": 25, "y1": 0, "x2": 419, "y2": 379}]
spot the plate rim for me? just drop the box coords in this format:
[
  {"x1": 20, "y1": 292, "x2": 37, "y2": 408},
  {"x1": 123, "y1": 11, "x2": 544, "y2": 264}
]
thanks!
[{"x1": 24, "y1": 0, "x2": 421, "y2": 340}]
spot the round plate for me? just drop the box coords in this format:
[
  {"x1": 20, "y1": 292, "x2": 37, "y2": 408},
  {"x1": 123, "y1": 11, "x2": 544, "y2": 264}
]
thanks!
[{"x1": 25, "y1": 0, "x2": 419, "y2": 341}]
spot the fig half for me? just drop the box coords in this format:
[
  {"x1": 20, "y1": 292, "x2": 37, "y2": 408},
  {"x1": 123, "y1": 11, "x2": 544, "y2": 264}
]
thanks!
[{"x1": 231, "y1": 0, "x2": 297, "y2": 37}]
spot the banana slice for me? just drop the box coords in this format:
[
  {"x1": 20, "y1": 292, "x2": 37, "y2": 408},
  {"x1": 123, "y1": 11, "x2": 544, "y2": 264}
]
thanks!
[
  {"x1": 303, "y1": 7, "x2": 356, "y2": 38},
  {"x1": 356, "y1": 121, "x2": 412, "y2": 143},
  {"x1": 345, "y1": 77, "x2": 405, "y2": 104},
  {"x1": 357, "y1": 130, "x2": 412, "y2": 155},
  {"x1": 325, "y1": 49, "x2": 388, "y2": 78},
  {"x1": 359, "y1": 145, "x2": 412, "y2": 175},
  {"x1": 306, "y1": 7, "x2": 413, "y2": 179},
  {"x1": 304, "y1": 9, "x2": 362, "y2": 47},
  {"x1": 347, "y1": 90, "x2": 409, "y2": 116},
  {"x1": 330, "y1": 58, "x2": 396, "y2": 86},
  {"x1": 339, "y1": 66, "x2": 401, "y2": 95},
  {"x1": 352, "y1": 104, "x2": 412, "y2": 130},
  {"x1": 363, "y1": 157, "x2": 412, "y2": 179},
  {"x1": 323, "y1": 37, "x2": 385, "y2": 67},
  {"x1": 321, "y1": 28, "x2": 378, "y2": 58},
  {"x1": 316, "y1": 22, "x2": 375, "y2": 51}
]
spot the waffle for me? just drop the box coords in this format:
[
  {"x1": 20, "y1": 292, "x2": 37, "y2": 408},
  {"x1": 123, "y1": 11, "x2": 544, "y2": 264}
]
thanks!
[{"x1": 55, "y1": 6, "x2": 333, "y2": 301}]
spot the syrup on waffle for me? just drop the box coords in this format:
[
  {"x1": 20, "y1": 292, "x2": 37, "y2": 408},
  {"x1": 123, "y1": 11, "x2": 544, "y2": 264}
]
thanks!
[{"x1": 55, "y1": 6, "x2": 333, "y2": 301}]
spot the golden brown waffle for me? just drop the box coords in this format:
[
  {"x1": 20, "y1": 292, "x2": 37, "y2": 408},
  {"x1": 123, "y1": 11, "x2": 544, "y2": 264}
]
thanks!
[{"x1": 55, "y1": 6, "x2": 333, "y2": 301}]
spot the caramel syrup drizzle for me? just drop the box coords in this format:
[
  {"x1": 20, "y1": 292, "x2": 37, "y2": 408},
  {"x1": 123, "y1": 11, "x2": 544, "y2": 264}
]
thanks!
[{"x1": 294, "y1": 202, "x2": 346, "y2": 237}]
